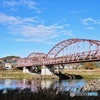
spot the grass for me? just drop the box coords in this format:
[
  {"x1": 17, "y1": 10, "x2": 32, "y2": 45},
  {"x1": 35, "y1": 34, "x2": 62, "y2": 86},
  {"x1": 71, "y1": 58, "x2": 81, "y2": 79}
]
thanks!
[
  {"x1": 62, "y1": 69, "x2": 100, "y2": 79},
  {"x1": 0, "y1": 68, "x2": 100, "y2": 79},
  {"x1": 0, "y1": 69, "x2": 32, "y2": 79},
  {"x1": 0, "y1": 69, "x2": 59, "y2": 80}
]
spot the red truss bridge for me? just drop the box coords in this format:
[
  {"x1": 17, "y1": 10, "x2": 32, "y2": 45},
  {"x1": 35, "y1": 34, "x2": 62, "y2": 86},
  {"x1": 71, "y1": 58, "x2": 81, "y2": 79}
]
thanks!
[{"x1": 17, "y1": 38, "x2": 100, "y2": 67}]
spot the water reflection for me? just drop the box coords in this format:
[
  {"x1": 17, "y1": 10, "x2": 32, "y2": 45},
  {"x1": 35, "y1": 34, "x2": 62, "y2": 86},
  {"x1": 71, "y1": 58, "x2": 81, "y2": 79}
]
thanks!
[
  {"x1": 5, "y1": 79, "x2": 12, "y2": 87},
  {"x1": 41, "y1": 80, "x2": 57, "y2": 89},
  {"x1": 0, "y1": 79, "x2": 87, "y2": 91},
  {"x1": 54, "y1": 79, "x2": 86, "y2": 92}
]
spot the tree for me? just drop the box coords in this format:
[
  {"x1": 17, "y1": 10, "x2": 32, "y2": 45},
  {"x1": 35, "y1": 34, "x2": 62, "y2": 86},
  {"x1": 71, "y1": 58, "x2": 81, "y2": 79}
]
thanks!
[
  {"x1": 84, "y1": 62, "x2": 96, "y2": 69},
  {"x1": 0, "y1": 60, "x2": 4, "y2": 69}
]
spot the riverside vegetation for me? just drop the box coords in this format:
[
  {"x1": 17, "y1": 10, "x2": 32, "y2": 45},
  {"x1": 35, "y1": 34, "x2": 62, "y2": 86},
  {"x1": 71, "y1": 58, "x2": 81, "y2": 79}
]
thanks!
[{"x1": 0, "y1": 87, "x2": 100, "y2": 100}]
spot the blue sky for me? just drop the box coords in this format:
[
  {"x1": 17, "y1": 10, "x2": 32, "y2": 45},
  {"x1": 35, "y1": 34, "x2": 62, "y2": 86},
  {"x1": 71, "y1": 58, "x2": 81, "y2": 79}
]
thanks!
[{"x1": 0, "y1": 0, "x2": 100, "y2": 57}]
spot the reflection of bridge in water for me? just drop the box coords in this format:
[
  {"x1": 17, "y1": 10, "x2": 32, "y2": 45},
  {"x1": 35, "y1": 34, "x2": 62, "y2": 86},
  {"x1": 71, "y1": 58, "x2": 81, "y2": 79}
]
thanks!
[
  {"x1": 0, "y1": 79, "x2": 86, "y2": 92},
  {"x1": 17, "y1": 38, "x2": 100, "y2": 75}
]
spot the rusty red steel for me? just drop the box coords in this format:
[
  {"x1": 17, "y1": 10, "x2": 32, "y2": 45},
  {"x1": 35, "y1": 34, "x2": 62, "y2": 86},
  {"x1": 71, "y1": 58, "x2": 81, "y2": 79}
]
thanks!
[
  {"x1": 17, "y1": 38, "x2": 100, "y2": 67},
  {"x1": 27, "y1": 52, "x2": 47, "y2": 58},
  {"x1": 47, "y1": 38, "x2": 100, "y2": 58}
]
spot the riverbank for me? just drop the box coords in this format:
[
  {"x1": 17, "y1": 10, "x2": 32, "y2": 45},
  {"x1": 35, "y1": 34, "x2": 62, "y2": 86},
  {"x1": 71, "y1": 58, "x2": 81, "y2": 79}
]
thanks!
[
  {"x1": 62, "y1": 69, "x2": 100, "y2": 79},
  {"x1": 0, "y1": 69, "x2": 100, "y2": 79},
  {"x1": 83, "y1": 79, "x2": 100, "y2": 91},
  {"x1": 0, "y1": 69, "x2": 59, "y2": 80},
  {"x1": 0, "y1": 69, "x2": 32, "y2": 79}
]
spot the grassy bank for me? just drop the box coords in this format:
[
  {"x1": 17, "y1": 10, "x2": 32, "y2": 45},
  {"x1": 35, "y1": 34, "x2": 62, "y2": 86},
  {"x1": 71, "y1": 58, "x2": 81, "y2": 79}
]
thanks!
[
  {"x1": 0, "y1": 69, "x2": 100, "y2": 79},
  {"x1": 0, "y1": 69, "x2": 32, "y2": 79},
  {"x1": 62, "y1": 69, "x2": 100, "y2": 79},
  {"x1": 0, "y1": 69, "x2": 59, "y2": 80}
]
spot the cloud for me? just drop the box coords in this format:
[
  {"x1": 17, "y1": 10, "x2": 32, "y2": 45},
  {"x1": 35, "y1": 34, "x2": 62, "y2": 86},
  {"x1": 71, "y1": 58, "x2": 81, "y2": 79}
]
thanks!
[
  {"x1": 20, "y1": 24, "x2": 62, "y2": 38},
  {"x1": 0, "y1": 13, "x2": 42, "y2": 25},
  {"x1": 12, "y1": 38, "x2": 44, "y2": 42},
  {"x1": 69, "y1": 10, "x2": 79, "y2": 14},
  {"x1": 11, "y1": 24, "x2": 71, "y2": 42},
  {"x1": 3, "y1": 0, "x2": 18, "y2": 6},
  {"x1": 81, "y1": 18, "x2": 100, "y2": 30},
  {"x1": 82, "y1": 18, "x2": 100, "y2": 25},
  {"x1": 2, "y1": 0, "x2": 42, "y2": 13},
  {"x1": 66, "y1": 31, "x2": 74, "y2": 37},
  {"x1": 85, "y1": 26, "x2": 95, "y2": 30},
  {"x1": 12, "y1": 38, "x2": 57, "y2": 44},
  {"x1": 0, "y1": 13, "x2": 22, "y2": 25},
  {"x1": 0, "y1": 13, "x2": 73, "y2": 43},
  {"x1": 69, "y1": 10, "x2": 87, "y2": 14}
]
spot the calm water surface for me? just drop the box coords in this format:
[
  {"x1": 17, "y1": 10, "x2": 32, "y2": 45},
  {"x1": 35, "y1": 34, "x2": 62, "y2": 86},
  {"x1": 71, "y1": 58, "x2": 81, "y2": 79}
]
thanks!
[{"x1": 0, "y1": 79, "x2": 87, "y2": 91}]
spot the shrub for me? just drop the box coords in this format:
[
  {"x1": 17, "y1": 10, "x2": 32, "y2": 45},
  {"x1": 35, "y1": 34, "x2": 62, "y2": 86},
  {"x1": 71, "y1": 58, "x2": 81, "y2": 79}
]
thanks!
[{"x1": 84, "y1": 62, "x2": 96, "y2": 69}]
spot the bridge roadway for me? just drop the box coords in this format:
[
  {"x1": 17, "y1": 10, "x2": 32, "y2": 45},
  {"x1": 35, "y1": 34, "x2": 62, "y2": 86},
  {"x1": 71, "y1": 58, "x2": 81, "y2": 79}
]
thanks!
[{"x1": 17, "y1": 49, "x2": 100, "y2": 67}]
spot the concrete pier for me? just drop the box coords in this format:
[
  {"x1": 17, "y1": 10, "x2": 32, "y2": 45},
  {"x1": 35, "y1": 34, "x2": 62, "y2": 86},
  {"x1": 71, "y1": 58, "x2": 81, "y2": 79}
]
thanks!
[
  {"x1": 23, "y1": 67, "x2": 30, "y2": 74},
  {"x1": 41, "y1": 66, "x2": 53, "y2": 75}
]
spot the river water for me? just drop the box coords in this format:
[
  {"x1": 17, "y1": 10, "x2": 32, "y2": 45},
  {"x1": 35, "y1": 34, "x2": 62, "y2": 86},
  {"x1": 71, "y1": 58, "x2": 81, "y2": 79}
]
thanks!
[{"x1": 0, "y1": 79, "x2": 87, "y2": 91}]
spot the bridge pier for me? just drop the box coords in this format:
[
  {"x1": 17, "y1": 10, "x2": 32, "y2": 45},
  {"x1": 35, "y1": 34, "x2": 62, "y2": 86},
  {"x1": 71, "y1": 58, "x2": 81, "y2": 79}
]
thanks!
[
  {"x1": 23, "y1": 67, "x2": 30, "y2": 74},
  {"x1": 41, "y1": 65, "x2": 53, "y2": 75},
  {"x1": 53, "y1": 65, "x2": 63, "y2": 74}
]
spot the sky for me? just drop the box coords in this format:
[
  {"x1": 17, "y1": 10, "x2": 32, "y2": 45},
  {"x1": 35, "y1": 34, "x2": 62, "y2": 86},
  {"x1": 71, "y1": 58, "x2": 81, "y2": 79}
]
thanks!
[{"x1": 0, "y1": 0, "x2": 100, "y2": 58}]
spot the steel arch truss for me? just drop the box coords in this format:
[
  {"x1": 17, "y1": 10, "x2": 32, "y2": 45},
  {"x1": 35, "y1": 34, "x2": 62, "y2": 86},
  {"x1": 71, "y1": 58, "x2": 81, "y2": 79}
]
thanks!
[
  {"x1": 17, "y1": 52, "x2": 47, "y2": 67},
  {"x1": 28, "y1": 52, "x2": 47, "y2": 58},
  {"x1": 47, "y1": 38, "x2": 100, "y2": 58}
]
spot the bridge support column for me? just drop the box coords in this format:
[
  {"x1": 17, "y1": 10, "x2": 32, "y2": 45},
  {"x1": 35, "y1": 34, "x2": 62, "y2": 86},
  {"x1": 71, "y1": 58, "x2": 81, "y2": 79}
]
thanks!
[
  {"x1": 23, "y1": 67, "x2": 30, "y2": 74},
  {"x1": 41, "y1": 66, "x2": 53, "y2": 75},
  {"x1": 53, "y1": 65, "x2": 63, "y2": 74}
]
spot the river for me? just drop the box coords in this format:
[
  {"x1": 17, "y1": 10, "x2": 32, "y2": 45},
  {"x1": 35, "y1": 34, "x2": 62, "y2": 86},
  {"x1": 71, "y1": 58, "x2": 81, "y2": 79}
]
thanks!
[{"x1": 0, "y1": 79, "x2": 87, "y2": 92}]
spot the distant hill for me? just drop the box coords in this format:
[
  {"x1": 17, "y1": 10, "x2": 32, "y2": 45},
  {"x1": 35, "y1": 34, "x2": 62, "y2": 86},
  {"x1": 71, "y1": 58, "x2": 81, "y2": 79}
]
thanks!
[{"x1": 0, "y1": 56, "x2": 20, "y2": 63}]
